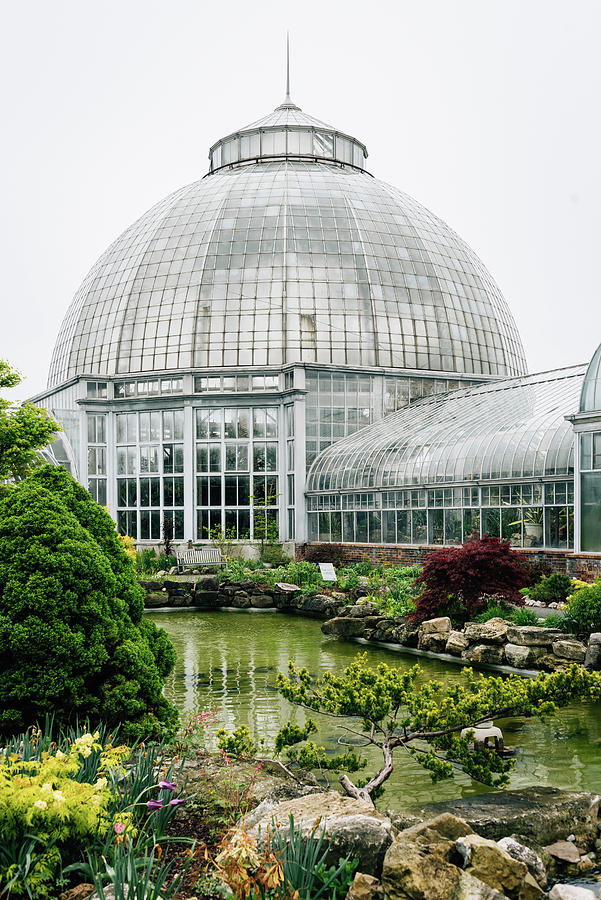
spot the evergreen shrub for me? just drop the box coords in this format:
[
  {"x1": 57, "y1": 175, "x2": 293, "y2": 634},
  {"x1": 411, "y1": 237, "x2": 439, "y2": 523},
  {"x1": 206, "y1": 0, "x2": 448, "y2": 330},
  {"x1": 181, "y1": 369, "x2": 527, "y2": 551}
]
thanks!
[{"x1": 0, "y1": 466, "x2": 177, "y2": 741}]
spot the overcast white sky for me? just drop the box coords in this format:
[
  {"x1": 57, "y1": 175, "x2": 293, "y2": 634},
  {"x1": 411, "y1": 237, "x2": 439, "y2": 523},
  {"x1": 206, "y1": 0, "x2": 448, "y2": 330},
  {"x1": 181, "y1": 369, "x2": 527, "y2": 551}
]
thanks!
[{"x1": 2, "y1": 0, "x2": 600, "y2": 401}]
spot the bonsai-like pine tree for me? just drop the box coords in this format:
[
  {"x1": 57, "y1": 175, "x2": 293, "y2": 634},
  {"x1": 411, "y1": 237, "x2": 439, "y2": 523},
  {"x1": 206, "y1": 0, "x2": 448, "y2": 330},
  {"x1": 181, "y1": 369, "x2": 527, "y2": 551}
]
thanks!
[
  {"x1": 0, "y1": 469, "x2": 178, "y2": 741},
  {"x1": 276, "y1": 652, "x2": 601, "y2": 806}
]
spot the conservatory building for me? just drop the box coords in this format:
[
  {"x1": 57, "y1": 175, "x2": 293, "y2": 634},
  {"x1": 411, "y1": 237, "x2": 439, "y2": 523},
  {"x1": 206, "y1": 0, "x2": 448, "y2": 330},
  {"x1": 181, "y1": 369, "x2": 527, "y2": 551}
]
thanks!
[{"x1": 33, "y1": 88, "x2": 600, "y2": 558}]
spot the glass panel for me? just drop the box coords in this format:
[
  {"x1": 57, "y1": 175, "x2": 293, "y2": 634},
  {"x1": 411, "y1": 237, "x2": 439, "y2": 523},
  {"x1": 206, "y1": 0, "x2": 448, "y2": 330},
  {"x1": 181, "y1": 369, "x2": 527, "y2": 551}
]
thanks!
[
  {"x1": 483, "y1": 508, "x2": 500, "y2": 537},
  {"x1": 502, "y1": 507, "x2": 522, "y2": 546},
  {"x1": 444, "y1": 509, "x2": 462, "y2": 545},
  {"x1": 581, "y1": 472, "x2": 601, "y2": 550}
]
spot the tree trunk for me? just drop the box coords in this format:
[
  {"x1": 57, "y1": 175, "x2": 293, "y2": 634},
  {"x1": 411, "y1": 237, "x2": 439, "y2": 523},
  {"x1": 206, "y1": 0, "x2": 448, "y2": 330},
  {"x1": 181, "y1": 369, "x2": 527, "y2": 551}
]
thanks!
[{"x1": 338, "y1": 773, "x2": 375, "y2": 807}]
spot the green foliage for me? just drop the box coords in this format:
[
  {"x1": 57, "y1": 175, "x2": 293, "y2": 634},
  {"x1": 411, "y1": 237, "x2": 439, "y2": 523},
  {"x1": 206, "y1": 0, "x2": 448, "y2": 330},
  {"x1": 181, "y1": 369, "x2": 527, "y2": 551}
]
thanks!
[
  {"x1": 335, "y1": 567, "x2": 360, "y2": 591},
  {"x1": 472, "y1": 603, "x2": 511, "y2": 623},
  {"x1": 136, "y1": 548, "x2": 158, "y2": 574},
  {"x1": 360, "y1": 565, "x2": 422, "y2": 617},
  {"x1": 274, "y1": 719, "x2": 318, "y2": 753},
  {"x1": 528, "y1": 573, "x2": 573, "y2": 605},
  {"x1": 541, "y1": 614, "x2": 567, "y2": 629},
  {"x1": 0, "y1": 728, "x2": 129, "y2": 896},
  {"x1": 564, "y1": 579, "x2": 601, "y2": 634},
  {"x1": 0, "y1": 721, "x2": 192, "y2": 899},
  {"x1": 216, "y1": 724, "x2": 259, "y2": 757},
  {"x1": 0, "y1": 467, "x2": 177, "y2": 742},
  {"x1": 0, "y1": 360, "x2": 61, "y2": 489},
  {"x1": 82, "y1": 842, "x2": 189, "y2": 900},
  {"x1": 268, "y1": 813, "x2": 358, "y2": 900},
  {"x1": 210, "y1": 524, "x2": 240, "y2": 563},
  {"x1": 510, "y1": 608, "x2": 540, "y2": 626},
  {"x1": 277, "y1": 652, "x2": 601, "y2": 802},
  {"x1": 222, "y1": 560, "x2": 327, "y2": 594}
]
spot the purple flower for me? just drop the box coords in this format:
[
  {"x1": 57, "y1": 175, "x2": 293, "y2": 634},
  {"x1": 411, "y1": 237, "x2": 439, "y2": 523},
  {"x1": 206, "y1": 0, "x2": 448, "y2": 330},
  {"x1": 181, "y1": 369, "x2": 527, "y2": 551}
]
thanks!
[
  {"x1": 159, "y1": 780, "x2": 177, "y2": 791},
  {"x1": 169, "y1": 797, "x2": 186, "y2": 807},
  {"x1": 146, "y1": 800, "x2": 164, "y2": 810}
]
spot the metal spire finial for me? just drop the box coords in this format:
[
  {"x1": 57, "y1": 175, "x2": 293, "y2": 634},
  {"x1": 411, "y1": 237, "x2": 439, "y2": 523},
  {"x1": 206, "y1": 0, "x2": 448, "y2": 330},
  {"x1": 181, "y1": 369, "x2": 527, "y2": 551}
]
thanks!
[{"x1": 285, "y1": 31, "x2": 291, "y2": 102}]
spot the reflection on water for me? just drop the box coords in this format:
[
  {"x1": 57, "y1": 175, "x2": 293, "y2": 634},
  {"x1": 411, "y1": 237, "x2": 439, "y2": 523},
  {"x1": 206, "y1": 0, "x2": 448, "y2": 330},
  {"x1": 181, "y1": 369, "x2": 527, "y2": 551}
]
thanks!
[{"x1": 152, "y1": 610, "x2": 601, "y2": 808}]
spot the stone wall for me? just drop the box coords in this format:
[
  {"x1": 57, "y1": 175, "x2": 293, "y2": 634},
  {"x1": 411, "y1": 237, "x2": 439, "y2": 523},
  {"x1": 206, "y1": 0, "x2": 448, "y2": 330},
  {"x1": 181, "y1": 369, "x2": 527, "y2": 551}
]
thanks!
[
  {"x1": 141, "y1": 578, "x2": 601, "y2": 674},
  {"x1": 296, "y1": 543, "x2": 601, "y2": 579}
]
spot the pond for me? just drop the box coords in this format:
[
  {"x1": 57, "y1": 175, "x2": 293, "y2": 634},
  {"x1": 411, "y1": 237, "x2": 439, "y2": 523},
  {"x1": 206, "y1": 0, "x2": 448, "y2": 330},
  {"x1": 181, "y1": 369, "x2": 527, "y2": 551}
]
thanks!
[{"x1": 151, "y1": 610, "x2": 601, "y2": 809}]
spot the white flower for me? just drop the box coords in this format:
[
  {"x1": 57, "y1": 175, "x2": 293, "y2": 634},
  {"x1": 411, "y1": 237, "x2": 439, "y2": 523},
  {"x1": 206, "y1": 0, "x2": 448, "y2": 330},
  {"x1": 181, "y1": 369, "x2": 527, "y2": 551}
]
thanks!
[
  {"x1": 53, "y1": 790, "x2": 66, "y2": 804},
  {"x1": 55, "y1": 750, "x2": 65, "y2": 760},
  {"x1": 95, "y1": 777, "x2": 107, "y2": 791},
  {"x1": 34, "y1": 799, "x2": 48, "y2": 810},
  {"x1": 40, "y1": 782, "x2": 52, "y2": 794}
]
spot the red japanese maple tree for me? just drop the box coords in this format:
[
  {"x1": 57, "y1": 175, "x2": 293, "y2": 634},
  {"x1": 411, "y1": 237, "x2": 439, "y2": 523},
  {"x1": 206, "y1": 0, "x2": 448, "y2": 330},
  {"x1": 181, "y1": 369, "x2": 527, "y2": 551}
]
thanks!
[{"x1": 410, "y1": 534, "x2": 529, "y2": 623}]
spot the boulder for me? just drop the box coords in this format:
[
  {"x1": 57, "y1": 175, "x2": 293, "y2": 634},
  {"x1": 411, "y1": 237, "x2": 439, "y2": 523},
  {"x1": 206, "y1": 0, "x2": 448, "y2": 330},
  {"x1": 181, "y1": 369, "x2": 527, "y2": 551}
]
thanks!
[
  {"x1": 393, "y1": 622, "x2": 421, "y2": 647},
  {"x1": 248, "y1": 791, "x2": 393, "y2": 877},
  {"x1": 551, "y1": 640, "x2": 587, "y2": 662},
  {"x1": 194, "y1": 590, "x2": 219, "y2": 606},
  {"x1": 419, "y1": 616, "x2": 452, "y2": 635},
  {"x1": 393, "y1": 787, "x2": 601, "y2": 848},
  {"x1": 418, "y1": 632, "x2": 450, "y2": 652},
  {"x1": 446, "y1": 631, "x2": 470, "y2": 656},
  {"x1": 544, "y1": 841, "x2": 583, "y2": 864},
  {"x1": 548, "y1": 886, "x2": 599, "y2": 900},
  {"x1": 297, "y1": 595, "x2": 332, "y2": 616},
  {"x1": 382, "y1": 836, "x2": 461, "y2": 899},
  {"x1": 505, "y1": 626, "x2": 565, "y2": 647},
  {"x1": 496, "y1": 837, "x2": 546, "y2": 886},
  {"x1": 250, "y1": 594, "x2": 274, "y2": 608},
  {"x1": 398, "y1": 813, "x2": 474, "y2": 860},
  {"x1": 537, "y1": 654, "x2": 569, "y2": 672},
  {"x1": 584, "y1": 633, "x2": 601, "y2": 671},
  {"x1": 455, "y1": 834, "x2": 543, "y2": 899},
  {"x1": 144, "y1": 591, "x2": 167, "y2": 608},
  {"x1": 231, "y1": 592, "x2": 251, "y2": 608},
  {"x1": 345, "y1": 872, "x2": 385, "y2": 900},
  {"x1": 274, "y1": 582, "x2": 301, "y2": 592},
  {"x1": 504, "y1": 643, "x2": 543, "y2": 668},
  {"x1": 348, "y1": 603, "x2": 381, "y2": 618},
  {"x1": 462, "y1": 644, "x2": 505, "y2": 665},
  {"x1": 464, "y1": 619, "x2": 509, "y2": 644},
  {"x1": 194, "y1": 573, "x2": 219, "y2": 591},
  {"x1": 321, "y1": 617, "x2": 367, "y2": 638}
]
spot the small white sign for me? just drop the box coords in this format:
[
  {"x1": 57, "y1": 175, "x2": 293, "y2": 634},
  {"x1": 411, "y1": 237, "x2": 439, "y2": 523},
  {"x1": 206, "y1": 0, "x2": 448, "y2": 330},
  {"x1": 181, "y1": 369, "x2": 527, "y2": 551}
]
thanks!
[{"x1": 319, "y1": 562, "x2": 337, "y2": 582}]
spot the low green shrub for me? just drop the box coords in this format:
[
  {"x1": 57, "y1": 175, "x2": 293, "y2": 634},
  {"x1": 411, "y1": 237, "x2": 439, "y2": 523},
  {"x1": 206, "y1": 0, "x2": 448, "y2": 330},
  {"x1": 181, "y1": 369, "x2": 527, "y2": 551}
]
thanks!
[
  {"x1": 472, "y1": 604, "x2": 511, "y2": 623},
  {"x1": 510, "y1": 608, "x2": 540, "y2": 626},
  {"x1": 541, "y1": 614, "x2": 567, "y2": 628},
  {"x1": 564, "y1": 580, "x2": 601, "y2": 634},
  {"x1": 528, "y1": 572, "x2": 573, "y2": 605}
]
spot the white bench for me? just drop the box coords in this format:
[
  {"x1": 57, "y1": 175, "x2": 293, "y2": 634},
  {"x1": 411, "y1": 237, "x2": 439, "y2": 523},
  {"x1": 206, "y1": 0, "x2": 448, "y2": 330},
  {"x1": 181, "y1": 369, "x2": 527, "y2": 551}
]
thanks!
[{"x1": 176, "y1": 548, "x2": 224, "y2": 570}]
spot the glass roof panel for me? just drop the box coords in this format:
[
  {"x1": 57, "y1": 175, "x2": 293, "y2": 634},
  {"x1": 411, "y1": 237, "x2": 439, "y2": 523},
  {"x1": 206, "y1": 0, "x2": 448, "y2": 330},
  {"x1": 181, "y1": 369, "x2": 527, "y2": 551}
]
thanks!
[
  {"x1": 580, "y1": 342, "x2": 601, "y2": 412},
  {"x1": 306, "y1": 366, "x2": 585, "y2": 493}
]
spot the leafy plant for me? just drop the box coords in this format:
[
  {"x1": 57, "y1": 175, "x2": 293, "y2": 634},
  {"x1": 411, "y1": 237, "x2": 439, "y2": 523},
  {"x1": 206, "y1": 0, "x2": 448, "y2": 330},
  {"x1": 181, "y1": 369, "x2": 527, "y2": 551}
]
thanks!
[
  {"x1": 82, "y1": 842, "x2": 188, "y2": 900},
  {"x1": 277, "y1": 652, "x2": 601, "y2": 805},
  {"x1": 472, "y1": 601, "x2": 511, "y2": 623},
  {"x1": 0, "y1": 361, "x2": 61, "y2": 491},
  {"x1": 210, "y1": 525, "x2": 239, "y2": 565},
  {"x1": 216, "y1": 725, "x2": 259, "y2": 757},
  {"x1": 564, "y1": 579, "x2": 601, "y2": 634},
  {"x1": 510, "y1": 608, "x2": 540, "y2": 626},
  {"x1": 541, "y1": 614, "x2": 567, "y2": 629},
  {"x1": 411, "y1": 535, "x2": 529, "y2": 623},
  {"x1": 0, "y1": 466, "x2": 178, "y2": 743},
  {"x1": 268, "y1": 813, "x2": 358, "y2": 899}
]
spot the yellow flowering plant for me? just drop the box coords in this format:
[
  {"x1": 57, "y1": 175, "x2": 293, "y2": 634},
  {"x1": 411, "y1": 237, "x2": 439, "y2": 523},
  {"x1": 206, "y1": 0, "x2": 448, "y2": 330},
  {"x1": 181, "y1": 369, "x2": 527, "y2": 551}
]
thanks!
[{"x1": 0, "y1": 732, "x2": 131, "y2": 896}]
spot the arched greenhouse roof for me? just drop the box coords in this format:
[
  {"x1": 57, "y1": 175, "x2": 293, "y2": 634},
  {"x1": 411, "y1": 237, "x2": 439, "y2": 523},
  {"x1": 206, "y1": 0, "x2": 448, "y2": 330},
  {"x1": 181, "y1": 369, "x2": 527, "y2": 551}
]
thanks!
[
  {"x1": 306, "y1": 365, "x2": 586, "y2": 493},
  {"x1": 580, "y1": 342, "x2": 601, "y2": 412}
]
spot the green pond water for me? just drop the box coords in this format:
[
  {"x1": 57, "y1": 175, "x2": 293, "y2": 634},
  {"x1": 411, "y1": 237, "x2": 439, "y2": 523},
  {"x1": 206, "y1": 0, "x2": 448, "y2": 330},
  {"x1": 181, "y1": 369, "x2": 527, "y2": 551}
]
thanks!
[{"x1": 151, "y1": 610, "x2": 601, "y2": 809}]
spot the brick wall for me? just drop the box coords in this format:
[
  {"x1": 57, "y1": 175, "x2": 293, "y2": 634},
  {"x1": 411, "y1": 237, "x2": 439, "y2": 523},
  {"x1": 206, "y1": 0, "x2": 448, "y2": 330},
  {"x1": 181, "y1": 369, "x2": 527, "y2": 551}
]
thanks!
[{"x1": 296, "y1": 542, "x2": 601, "y2": 580}]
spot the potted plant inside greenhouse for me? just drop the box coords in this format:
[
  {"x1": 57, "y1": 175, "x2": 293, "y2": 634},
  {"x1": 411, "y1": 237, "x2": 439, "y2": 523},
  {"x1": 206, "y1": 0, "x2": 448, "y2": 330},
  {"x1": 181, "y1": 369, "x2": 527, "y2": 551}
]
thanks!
[{"x1": 523, "y1": 507, "x2": 544, "y2": 542}]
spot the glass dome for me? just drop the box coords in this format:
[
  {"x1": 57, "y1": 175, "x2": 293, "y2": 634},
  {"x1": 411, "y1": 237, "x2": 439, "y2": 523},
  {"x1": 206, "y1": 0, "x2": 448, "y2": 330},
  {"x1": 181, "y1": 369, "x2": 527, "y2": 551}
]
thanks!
[
  {"x1": 580, "y1": 341, "x2": 601, "y2": 412},
  {"x1": 306, "y1": 365, "x2": 585, "y2": 493},
  {"x1": 48, "y1": 100, "x2": 527, "y2": 388}
]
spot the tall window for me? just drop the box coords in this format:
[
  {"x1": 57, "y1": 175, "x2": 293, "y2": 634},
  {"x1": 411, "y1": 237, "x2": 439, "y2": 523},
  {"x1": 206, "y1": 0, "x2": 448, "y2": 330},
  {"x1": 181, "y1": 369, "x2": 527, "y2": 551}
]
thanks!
[
  {"x1": 195, "y1": 406, "x2": 279, "y2": 540},
  {"x1": 87, "y1": 414, "x2": 107, "y2": 505},
  {"x1": 115, "y1": 410, "x2": 184, "y2": 540},
  {"x1": 581, "y1": 432, "x2": 601, "y2": 551}
]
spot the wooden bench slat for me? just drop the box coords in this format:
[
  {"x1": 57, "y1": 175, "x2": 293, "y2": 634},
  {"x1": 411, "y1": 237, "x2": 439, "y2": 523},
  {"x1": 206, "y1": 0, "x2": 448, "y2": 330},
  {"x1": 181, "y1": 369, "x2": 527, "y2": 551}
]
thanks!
[{"x1": 176, "y1": 548, "x2": 224, "y2": 567}]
